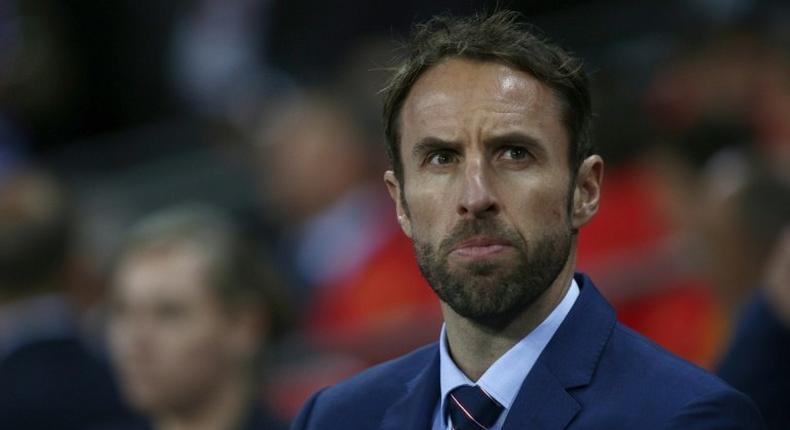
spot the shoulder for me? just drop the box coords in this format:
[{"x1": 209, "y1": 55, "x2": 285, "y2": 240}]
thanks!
[
  {"x1": 564, "y1": 274, "x2": 761, "y2": 426},
  {"x1": 292, "y1": 343, "x2": 437, "y2": 428},
  {"x1": 0, "y1": 338, "x2": 131, "y2": 429},
  {"x1": 590, "y1": 322, "x2": 762, "y2": 427},
  {"x1": 0, "y1": 337, "x2": 113, "y2": 389},
  {"x1": 308, "y1": 342, "x2": 436, "y2": 405},
  {"x1": 243, "y1": 405, "x2": 288, "y2": 430},
  {"x1": 607, "y1": 322, "x2": 733, "y2": 395}
]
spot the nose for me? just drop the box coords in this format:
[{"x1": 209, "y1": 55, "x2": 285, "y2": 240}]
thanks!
[
  {"x1": 457, "y1": 158, "x2": 499, "y2": 218},
  {"x1": 113, "y1": 313, "x2": 153, "y2": 355}
]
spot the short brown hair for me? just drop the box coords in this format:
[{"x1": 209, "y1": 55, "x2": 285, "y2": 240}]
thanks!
[
  {"x1": 382, "y1": 10, "x2": 592, "y2": 184},
  {"x1": 115, "y1": 204, "x2": 291, "y2": 340}
]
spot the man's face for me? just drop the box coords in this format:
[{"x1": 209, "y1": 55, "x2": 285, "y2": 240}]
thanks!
[
  {"x1": 385, "y1": 58, "x2": 577, "y2": 323},
  {"x1": 108, "y1": 245, "x2": 241, "y2": 414}
]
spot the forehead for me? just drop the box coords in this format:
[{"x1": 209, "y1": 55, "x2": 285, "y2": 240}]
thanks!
[
  {"x1": 400, "y1": 57, "x2": 565, "y2": 146},
  {"x1": 114, "y1": 244, "x2": 214, "y2": 303}
]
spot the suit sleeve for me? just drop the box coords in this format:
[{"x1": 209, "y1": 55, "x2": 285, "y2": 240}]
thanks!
[
  {"x1": 665, "y1": 388, "x2": 764, "y2": 429},
  {"x1": 290, "y1": 388, "x2": 326, "y2": 430}
]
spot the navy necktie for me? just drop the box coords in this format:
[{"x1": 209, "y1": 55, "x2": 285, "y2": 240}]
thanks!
[{"x1": 447, "y1": 385, "x2": 504, "y2": 430}]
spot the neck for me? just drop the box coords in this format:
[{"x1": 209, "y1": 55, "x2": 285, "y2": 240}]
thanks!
[
  {"x1": 155, "y1": 374, "x2": 253, "y2": 430},
  {"x1": 443, "y1": 255, "x2": 576, "y2": 381}
]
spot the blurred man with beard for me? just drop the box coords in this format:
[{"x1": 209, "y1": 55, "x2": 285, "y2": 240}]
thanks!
[
  {"x1": 108, "y1": 205, "x2": 287, "y2": 430},
  {"x1": 291, "y1": 10, "x2": 762, "y2": 430}
]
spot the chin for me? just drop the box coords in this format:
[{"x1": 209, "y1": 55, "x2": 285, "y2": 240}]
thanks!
[{"x1": 122, "y1": 382, "x2": 166, "y2": 412}]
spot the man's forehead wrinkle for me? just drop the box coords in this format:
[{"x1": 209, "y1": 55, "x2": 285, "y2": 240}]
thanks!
[
  {"x1": 405, "y1": 95, "x2": 554, "y2": 140},
  {"x1": 402, "y1": 92, "x2": 465, "y2": 142},
  {"x1": 399, "y1": 58, "x2": 567, "y2": 160},
  {"x1": 407, "y1": 66, "x2": 553, "y2": 117}
]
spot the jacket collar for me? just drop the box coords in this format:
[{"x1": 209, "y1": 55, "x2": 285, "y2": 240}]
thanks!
[
  {"x1": 503, "y1": 273, "x2": 616, "y2": 429},
  {"x1": 380, "y1": 345, "x2": 441, "y2": 430},
  {"x1": 379, "y1": 273, "x2": 615, "y2": 430}
]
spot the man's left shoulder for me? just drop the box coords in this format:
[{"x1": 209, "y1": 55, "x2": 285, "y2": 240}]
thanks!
[
  {"x1": 607, "y1": 323, "x2": 734, "y2": 393},
  {"x1": 591, "y1": 322, "x2": 762, "y2": 427}
]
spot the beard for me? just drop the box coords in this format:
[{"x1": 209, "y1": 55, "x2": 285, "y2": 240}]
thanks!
[{"x1": 413, "y1": 218, "x2": 572, "y2": 326}]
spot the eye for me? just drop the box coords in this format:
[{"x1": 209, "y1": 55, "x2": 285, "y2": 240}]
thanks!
[
  {"x1": 108, "y1": 300, "x2": 129, "y2": 321},
  {"x1": 501, "y1": 146, "x2": 529, "y2": 161},
  {"x1": 154, "y1": 301, "x2": 189, "y2": 322},
  {"x1": 426, "y1": 150, "x2": 457, "y2": 166}
]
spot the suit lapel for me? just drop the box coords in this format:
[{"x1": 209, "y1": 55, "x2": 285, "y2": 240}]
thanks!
[
  {"x1": 504, "y1": 273, "x2": 617, "y2": 430},
  {"x1": 377, "y1": 274, "x2": 616, "y2": 430},
  {"x1": 503, "y1": 361, "x2": 580, "y2": 429},
  {"x1": 380, "y1": 345, "x2": 441, "y2": 430}
]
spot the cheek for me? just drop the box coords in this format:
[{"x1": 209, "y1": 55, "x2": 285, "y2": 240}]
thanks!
[
  {"x1": 107, "y1": 321, "x2": 127, "y2": 354},
  {"x1": 505, "y1": 177, "x2": 570, "y2": 228},
  {"x1": 151, "y1": 319, "x2": 231, "y2": 396},
  {"x1": 404, "y1": 183, "x2": 452, "y2": 238},
  {"x1": 165, "y1": 318, "x2": 228, "y2": 364}
]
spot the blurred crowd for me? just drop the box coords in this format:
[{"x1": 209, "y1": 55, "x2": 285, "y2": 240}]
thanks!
[{"x1": 1, "y1": 0, "x2": 789, "y2": 429}]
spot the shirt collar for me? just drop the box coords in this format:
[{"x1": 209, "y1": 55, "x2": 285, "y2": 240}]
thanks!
[{"x1": 438, "y1": 278, "x2": 580, "y2": 426}]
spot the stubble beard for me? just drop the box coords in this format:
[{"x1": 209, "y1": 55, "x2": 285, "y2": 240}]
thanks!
[{"x1": 413, "y1": 218, "x2": 572, "y2": 327}]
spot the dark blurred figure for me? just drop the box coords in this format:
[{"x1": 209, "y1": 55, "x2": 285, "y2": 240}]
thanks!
[
  {"x1": 0, "y1": 169, "x2": 132, "y2": 430},
  {"x1": 577, "y1": 100, "x2": 726, "y2": 368},
  {"x1": 168, "y1": 0, "x2": 294, "y2": 129},
  {"x1": 107, "y1": 205, "x2": 288, "y2": 430},
  {"x1": 704, "y1": 167, "x2": 790, "y2": 430},
  {"x1": 250, "y1": 91, "x2": 442, "y2": 413},
  {"x1": 251, "y1": 92, "x2": 441, "y2": 416},
  {"x1": 252, "y1": 93, "x2": 440, "y2": 358}
]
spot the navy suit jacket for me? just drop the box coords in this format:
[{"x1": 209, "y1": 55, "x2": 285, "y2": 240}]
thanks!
[
  {"x1": 292, "y1": 273, "x2": 762, "y2": 429},
  {"x1": 0, "y1": 337, "x2": 134, "y2": 430}
]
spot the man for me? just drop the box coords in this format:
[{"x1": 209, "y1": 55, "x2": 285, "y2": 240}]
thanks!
[
  {"x1": 108, "y1": 205, "x2": 287, "y2": 430},
  {"x1": 0, "y1": 169, "x2": 133, "y2": 430},
  {"x1": 291, "y1": 11, "x2": 762, "y2": 429}
]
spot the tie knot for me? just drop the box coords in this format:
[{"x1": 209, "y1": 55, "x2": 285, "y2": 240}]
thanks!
[{"x1": 447, "y1": 385, "x2": 504, "y2": 430}]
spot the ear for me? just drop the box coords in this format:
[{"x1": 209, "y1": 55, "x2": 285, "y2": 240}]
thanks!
[
  {"x1": 384, "y1": 170, "x2": 412, "y2": 238},
  {"x1": 571, "y1": 155, "x2": 604, "y2": 230}
]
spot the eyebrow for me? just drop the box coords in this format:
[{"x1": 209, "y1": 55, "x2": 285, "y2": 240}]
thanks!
[
  {"x1": 485, "y1": 132, "x2": 546, "y2": 156},
  {"x1": 411, "y1": 137, "x2": 462, "y2": 160},
  {"x1": 410, "y1": 132, "x2": 547, "y2": 160}
]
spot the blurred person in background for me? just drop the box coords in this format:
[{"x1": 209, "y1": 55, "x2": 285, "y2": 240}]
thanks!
[
  {"x1": 638, "y1": 28, "x2": 790, "y2": 424},
  {"x1": 696, "y1": 160, "x2": 790, "y2": 429},
  {"x1": 252, "y1": 92, "x2": 442, "y2": 416},
  {"x1": 577, "y1": 26, "x2": 790, "y2": 371},
  {"x1": 696, "y1": 147, "x2": 788, "y2": 317},
  {"x1": 643, "y1": 25, "x2": 790, "y2": 346},
  {"x1": 253, "y1": 93, "x2": 441, "y2": 348},
  {"x1": 0, "y1": 169, "x2": 132, "y2": 430},
  {"x1": 575, "y1": 87, "x2": 726, "y2": 368},
  {"x1": 107, "y1": 205, "x2": 288, "y2": 430},
  {"x1": 718, "y1": 227, "x2": 790, "y2": 430}
]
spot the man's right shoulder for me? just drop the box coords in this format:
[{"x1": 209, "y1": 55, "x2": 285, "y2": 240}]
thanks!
[{"x1": 291, "y1": 342, "x2": 438, "y2": 429}]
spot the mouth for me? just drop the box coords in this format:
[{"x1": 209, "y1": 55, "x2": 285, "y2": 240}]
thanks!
[{"x1": 449, "y1": 235, "x2": 513, "y2": 259}]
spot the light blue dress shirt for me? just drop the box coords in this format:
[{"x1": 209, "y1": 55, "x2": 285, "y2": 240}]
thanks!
[{"x1": 431, "y1": 278, "x2": 580, "y2": 430}]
